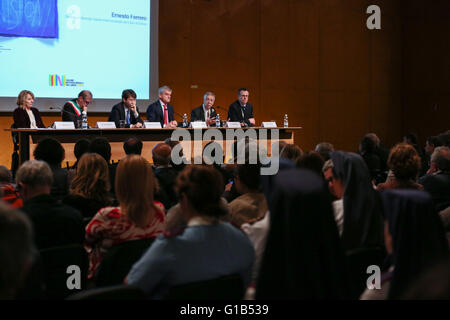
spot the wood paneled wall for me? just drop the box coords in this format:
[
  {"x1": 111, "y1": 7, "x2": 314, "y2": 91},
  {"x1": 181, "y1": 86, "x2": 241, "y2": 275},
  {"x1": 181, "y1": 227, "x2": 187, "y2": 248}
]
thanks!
[{"x1": 159, "y1": 0, "x2": 403, "y2": 152}]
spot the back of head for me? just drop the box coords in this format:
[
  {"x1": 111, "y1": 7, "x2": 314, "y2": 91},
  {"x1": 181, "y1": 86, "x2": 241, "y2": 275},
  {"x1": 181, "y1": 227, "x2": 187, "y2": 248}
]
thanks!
[
  {"x1": 256, "y1": 169, "x2": 348, "y2": 299},
  {"x1": 404, "y1": 132, "x2": 419, "y2": 146},
  {"x1": 296, "y1": 152, "x2": 325, "y2": 176},
  {"x1": 152, "y1": 143, "x2": 172, "y2": 167},
  {"x1": 175, "y1": 165, "x2": 226, "y2": 219},
  {"x1": 0, "y1": 165, "x2": 12, "y2": 184},
  {"x1": 74, "y1": 139, "x2": 90, "y2": 161},
  {"x1": 70, "y1": 153, "x2": 110, "y2": 201},
  {"x1": 438, "y1": 132, "x2": 450, "y2": 148},
  {"x1": 387, "y1": 143, "x2": 421, "y2": 180},
  {"x1": 359, "y1": 136, "x2": 377, "y2": 155},
  {"x1": 116, "y1": 155, "x2": 155, "y2": 227},
  {"x1": 430, "y1": 146, "x2": 450, "y2": 172},
  {"x1": 123, "y1": 137, "x2": 143, "y2": 155},
  {"x1": 381, "y1": 189, "x2": 448, "y2": 299},
  {"x1": 315, "y1": 142, "x2": 334, "y2": 161},
  {"x1": 16, "y1": 160, "x2": 53, "y2": 189},
  {"x1": 0, "y1": 202, "x2": 33, "y2": 299},
  {"x1": 280, "y1": 144, "x2": 303, "y2": 162},
  {"x1": 33, "y1": 138, "x2": 65, "y2": 166},
  {"x1": 235, "y1": 163, "x2": 261, "y2": 191},
  {"x1": 89, "y1": 137, "x2": 111, "y2": 163},
  {"x1": 202, "y1": 141, "x2": 224, "y2": 165}
]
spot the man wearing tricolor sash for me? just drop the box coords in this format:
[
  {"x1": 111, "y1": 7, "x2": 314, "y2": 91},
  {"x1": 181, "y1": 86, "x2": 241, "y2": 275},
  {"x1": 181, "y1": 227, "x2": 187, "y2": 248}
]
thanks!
[{"x1": 62, "y1": 90, "x2": 92, "y2": 128}]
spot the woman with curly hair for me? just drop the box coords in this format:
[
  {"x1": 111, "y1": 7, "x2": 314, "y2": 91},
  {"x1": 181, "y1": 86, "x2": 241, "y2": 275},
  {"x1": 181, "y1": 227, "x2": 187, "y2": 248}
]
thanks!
[
  {"x1": 63, "y1": 153, "x2": 113, "y2": 218},
  {"x1": 377, "y1": 143, "x2": 423, "y2": 191}
]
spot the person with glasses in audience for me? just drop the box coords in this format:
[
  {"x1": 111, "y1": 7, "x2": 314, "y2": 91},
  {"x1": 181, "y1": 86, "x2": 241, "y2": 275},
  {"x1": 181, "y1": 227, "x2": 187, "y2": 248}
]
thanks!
[
  {"x1": 108, "y1": 89, "x2": 144, "y2": 128},
  {"x1": 62, "y1": 90, "x2": 93, "y2": 128}
]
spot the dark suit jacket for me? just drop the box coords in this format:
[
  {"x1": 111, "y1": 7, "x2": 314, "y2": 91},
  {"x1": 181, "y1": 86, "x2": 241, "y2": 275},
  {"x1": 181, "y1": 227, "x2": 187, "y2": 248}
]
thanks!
[
  {"x1": 418, "y1": 172, "x2": 450, "y2": 211},
  {"x1": 13, "y1": 107, "x2": 45, "y2": 128},
  {"x1": 22, "y1": 194, "x2": 84, "y2": 250},
  {"x1": 190, "y1": 105, "x2": 218, "y2": 126},
  {"x1": 146, "y1": 100, "x2": 175, "y2": 127},
  {"x1": 227, "y1": 100, "x2": 254, "y2": 127},
  {"x1": 62, "y1": 99, "x2": 82, "y2": 127},
  {"x1": 108, "y1": 102, "x2": 144, "y2": 128}
]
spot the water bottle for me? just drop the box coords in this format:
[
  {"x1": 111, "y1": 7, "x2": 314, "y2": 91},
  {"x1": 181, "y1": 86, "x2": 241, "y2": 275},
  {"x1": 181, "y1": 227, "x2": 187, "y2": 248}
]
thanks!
[
  {"x1": 216, "y1": 114, "x2": 221, "y2": 127},
  {"x1": 182, "y1": 113, "x2": 188, "y2": 128},
  {"x1": 283, "y1": 114, "x2": 288, "y2": 128},
  {"x1": 82, "y1": 111, "x2": 88, "y2": 129}
]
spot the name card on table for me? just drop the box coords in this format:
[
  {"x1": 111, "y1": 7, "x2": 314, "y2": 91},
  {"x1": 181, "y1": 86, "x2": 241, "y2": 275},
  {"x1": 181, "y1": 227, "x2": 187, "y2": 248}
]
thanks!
[
  {"x1": 262, "y1": 121, "x2": 277, "y2": 128},
  {"x1": 226, "y1": 122, "x2": 241, "y2": 128},
  {"x1": 190, "y1": 121, "x2": 207, "y2": 129},
  {"x1": 97, "y1": 122, "x2": 117, "y2": 129},
  {"x1": 144, "y1": 122, "x2": 162, "y2": 129},
  {"x1": 53, "y1": 121, "x2": 75, "y2": 129}
]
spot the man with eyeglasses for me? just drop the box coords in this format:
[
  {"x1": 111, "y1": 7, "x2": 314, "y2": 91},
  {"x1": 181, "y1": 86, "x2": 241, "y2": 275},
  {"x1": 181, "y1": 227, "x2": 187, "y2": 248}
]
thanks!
[{"x1": 62, "y1": 90, "x2": 93, "y2": 128}]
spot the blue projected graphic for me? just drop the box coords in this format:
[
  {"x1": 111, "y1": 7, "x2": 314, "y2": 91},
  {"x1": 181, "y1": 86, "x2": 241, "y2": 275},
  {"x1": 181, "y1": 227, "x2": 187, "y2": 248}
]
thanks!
[
  {"x1": 0, "y1": 0, "x2": 151, "y2": 100},
  {"x1": 0, "y1": 0, "x2": 58, "y2": 38}
]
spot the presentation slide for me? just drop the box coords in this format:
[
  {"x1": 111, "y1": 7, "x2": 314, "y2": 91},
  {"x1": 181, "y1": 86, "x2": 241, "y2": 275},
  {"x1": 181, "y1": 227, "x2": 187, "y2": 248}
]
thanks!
[{"x1": 0, "y1": 0, "x2": 151, "y2": 100}]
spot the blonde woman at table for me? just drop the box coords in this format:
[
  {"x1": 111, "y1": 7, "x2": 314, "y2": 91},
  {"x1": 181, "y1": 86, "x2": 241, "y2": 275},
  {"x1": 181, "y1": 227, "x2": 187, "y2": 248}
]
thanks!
[{"x1": 13, "y1": 90, "x2": 45, "y2": 129}]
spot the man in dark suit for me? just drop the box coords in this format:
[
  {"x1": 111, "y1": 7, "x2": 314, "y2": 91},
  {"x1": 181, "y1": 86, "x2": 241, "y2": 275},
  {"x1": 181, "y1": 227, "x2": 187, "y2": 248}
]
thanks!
[
  {"x1": 62, "y1": 90, "x2": 92, "y2": 128},
  {"x1": 108, "y1": 89, "x2": 144, "y2": 128},
  {"x1": 190, "y1": 92, "x2": 218, "y2": 127},
  {"x1": 227, "y1": 88, "x2": 255, "y2": 127},
  {"x1": 146, "y1": 86, "x2": 178, "y2": 128}
]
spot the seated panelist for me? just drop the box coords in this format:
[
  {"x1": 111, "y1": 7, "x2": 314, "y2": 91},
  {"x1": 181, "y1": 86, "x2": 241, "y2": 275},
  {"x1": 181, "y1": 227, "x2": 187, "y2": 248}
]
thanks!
[
  {"x1": 13, "y1": 90, "x2": 45, "y2": 128},
  {"x1": 227, "y1": 88, "x2": 255, "y2": 127},
  {"x1": 62, "y1": 90, "x2": 92, "y2": 128},
  {"x1": 146, "y1": 86, "x2": 177, "y2": 128},
  {"x1": 190, "y1": 92, "x2": 217, "y2": 127},
  {"x1": 108, "y1": 89, "x2": 144, "y2": 128}
]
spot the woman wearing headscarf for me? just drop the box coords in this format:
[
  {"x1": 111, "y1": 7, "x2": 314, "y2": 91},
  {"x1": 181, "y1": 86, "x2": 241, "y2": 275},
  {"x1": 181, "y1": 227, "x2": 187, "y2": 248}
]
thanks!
[
  {"x1": 255, "y1": 169, "x2": 350, "y2": 299},
  {"x1": 361, "y1": 189, "x2": 448, "y2": 299},
  {"x1": 331, "y1": 151, "x2": 384, "y2": 252}
]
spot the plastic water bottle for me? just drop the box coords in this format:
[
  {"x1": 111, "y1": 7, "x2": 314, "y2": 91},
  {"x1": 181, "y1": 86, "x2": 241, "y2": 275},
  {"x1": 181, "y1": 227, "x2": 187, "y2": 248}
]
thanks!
[
  {"x1": 216, "y1": 114, "x2": 221, "y2": 127},
  {"x1": 182, "y1": 113, "x2": 188, "y2": 128},
  {"x1": 82, "y1": 111, "x2": 88, "y2": 129},
  {"x1": 283, "y1": 114, "x2": 288, "y2": 128}
]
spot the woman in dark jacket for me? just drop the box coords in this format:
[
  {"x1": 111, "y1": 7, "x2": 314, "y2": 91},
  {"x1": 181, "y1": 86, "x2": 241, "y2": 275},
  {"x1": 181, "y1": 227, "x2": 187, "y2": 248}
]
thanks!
[{"x1": 13, "y1": 90, "x2": 45, "y2": 128}]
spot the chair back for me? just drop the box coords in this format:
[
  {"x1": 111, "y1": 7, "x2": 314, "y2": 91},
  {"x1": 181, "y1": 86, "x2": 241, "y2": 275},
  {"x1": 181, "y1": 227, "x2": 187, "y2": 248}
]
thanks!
[
  {"x1": 95, "y1": 238, "x2": 155, "y2": 287},
  {"x1": 67, "y1": 284, "x2": 146, "y2": 300},
  {"x1": 39, "y1": 244, "x2": 88, "y2": 299},
  {"x1": 165, "y1": 274, "x2": 244, "y2": 300}
]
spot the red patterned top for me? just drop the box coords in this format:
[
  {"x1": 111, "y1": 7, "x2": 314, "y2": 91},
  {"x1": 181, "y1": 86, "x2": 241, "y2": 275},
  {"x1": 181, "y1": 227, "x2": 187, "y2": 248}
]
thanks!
[{"x1": 85, "y1": 202, "x2": 166, "y2": 279}]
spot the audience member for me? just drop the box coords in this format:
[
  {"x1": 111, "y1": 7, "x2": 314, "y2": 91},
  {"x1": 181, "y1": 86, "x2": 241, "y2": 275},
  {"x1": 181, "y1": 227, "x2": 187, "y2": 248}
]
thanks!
[
  {"x1": 164, "y1": 138, "x2": 186, "y2": 172},
  {"x1": 33, "y1": 138, "x2": 69, "y2": 201},
  {"x1": 418, "y1": 146, "x2": 450, "y2": 211},
  {"x1": 0, "y1": 202, "x2": 34, "y2": 299},
  {"x1": 358, "y1": 135, "x2": 382, "y2": 183},
  {"x1": 152, "y1": 143, "x2": 178, "y2": 210},
  {"x1": 322, "y1": 159, "x2": 344, "y2": 236},
  {"x1": 365, "y1": 133, "x2": 389, "y2": 173},
  {"x1": 85, "y1": 155, "x2": 166, "y2": 280},
  {"x1": 70, "y1": 139, "x2": 90, "y2": 170},
  {"x1": 123, "y1": 137, "x2": 143, "y2": 155},
  {"x1": 331, "y1": 152, "x2": 384, "y2": 252},
  {"x1": 13, "y1": 90, "x2": 45, "y2": 129},
  {"x1": 16, "y1": 160, "x2": 84, "y2": 250},
  {"x1": 63, "y1": 153, "x2": 113, "y2": 218},
  {"x1": 255, "y1": 169, "x2": 350, "y2": 299},
  {"x1": 377, "y1": 143, "x2": 423, "y2": 191},
  {"x1": 126, "y1": 165, "x2": 254, "y2": 299},
  {"x1": 0, "y1": 165, "x2": 22, "y2": 208},
  {"x1": 279, "y1": 144, "x2": 303, "y2": 163},
  {"x1": 403, "y1": 132, "x2": 427, "y2": 176},
  {"x1": 360, "y1": 190, "x2": 448, "y2": 300},
  {"x1": 228, "y1": 164, "x2": 267, "y2": 227},
  {"x1": 314, "y1": 142, "x2": 334, "y2": 161},
  {"x1": 296, "y1": 151, "x2": 325, "y2": 176},
  {"x1": 89, "y1": 137, "x2": 117, "y2": 196}
]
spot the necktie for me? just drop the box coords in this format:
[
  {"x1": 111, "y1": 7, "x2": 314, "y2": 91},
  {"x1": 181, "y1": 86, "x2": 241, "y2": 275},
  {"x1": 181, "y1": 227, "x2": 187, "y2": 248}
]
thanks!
[
  {"x1": 164, "y1": 104, "x2": 168, "y2": 126},
  {"x1": 126, "y1": 109, "x2": 130, "y2": 124},
  {"x1": 205, "y1": 110, "x2": 209, "y2": 121},
  {"x1": 241, "y1": 106, "x2": 245, "y2": 119}
]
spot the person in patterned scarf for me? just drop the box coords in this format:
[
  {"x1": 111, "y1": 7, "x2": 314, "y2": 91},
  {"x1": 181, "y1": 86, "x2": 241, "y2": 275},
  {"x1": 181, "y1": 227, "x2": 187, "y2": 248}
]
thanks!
[{"x1": 62, "y1": 90, "x2": 92, "y2": 128}]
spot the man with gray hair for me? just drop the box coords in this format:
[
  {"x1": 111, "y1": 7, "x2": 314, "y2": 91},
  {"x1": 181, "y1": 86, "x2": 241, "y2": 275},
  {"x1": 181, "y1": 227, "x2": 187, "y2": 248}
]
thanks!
[
  {"x1": 62, "y1": 90, "x2": 93, "y2": 128},
  {"x1": 146, "y1": 85, "x2": 178, "y2": 128},
  {"x1": 0, "y1": 202, "x2": 34, "y2": 299},
  {"x1": 16, "y1": 160, "x2": 83, "y2": 250},
  {"x1": 190, "y1": 92, "x2": 218, "y2": 127},
  {"x1": 418, "y1": 146, "x2": 450, "y2": 211}
]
